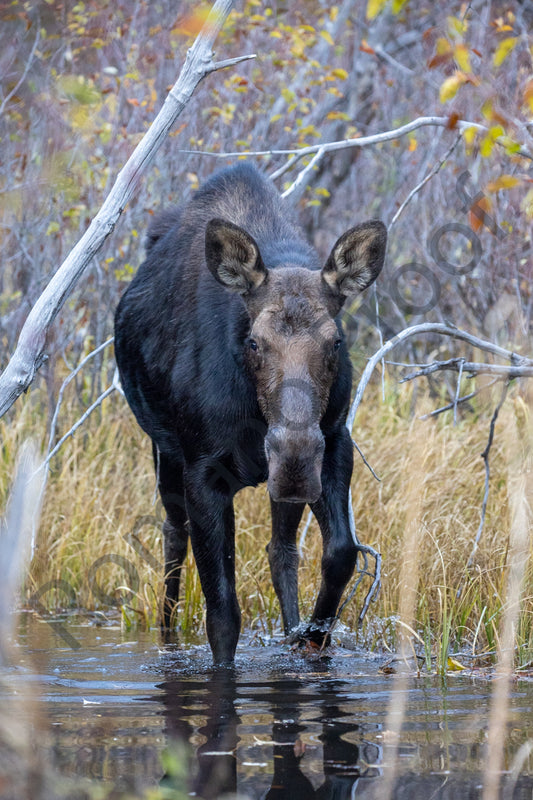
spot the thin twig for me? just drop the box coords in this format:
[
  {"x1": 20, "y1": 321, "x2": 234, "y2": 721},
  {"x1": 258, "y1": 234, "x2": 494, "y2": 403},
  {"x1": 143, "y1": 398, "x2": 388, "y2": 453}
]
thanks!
[
  {"x1": 269, "y1": 154, "x2": 300, "y2": 181},
  {"x1": 372, "y1": 285, "x2": 386, "y2": 402},
  {"x1": 298, "y1": 509, "x2": 314, "y2": 558},
  {"x1": 47, "y1": 338, "x2": 114, "y2": 458},
  {"x1": 281, "y1": 146, "x2": 325, "y2": 200},
  {"x1": 352, "y1": 438, "x2": 381, "y2": 482},
  {"x1": 453, "y1": 358, "x2": 465, "y2": 427},
  {"x1": 0, "y1": 27, "x2": 40, "y2": 118},
  {"x1": 37, "y1": 374, "x2": 119, "y2": 473},
  {"x1": 466, "y1": 381, "x2": 510, "y2": 574},
  {"x1": 390, "y1": 134, "x2": 462, "y2": 228},
  {"x1": 373, "y1": 44, "x2": 415, "y2": 76},
  {"x1": 208, "y1": 54, "x2": 257, "y2": 72},
  {"x1": 30, "y1": 337, "x2": 115, "y2": 555},
  {"x1": 319, "y1": 543, "x2": 383, "y2": 652},
  {"x1": 419, "y1": 378, "x2": 499, "y2": 419}
]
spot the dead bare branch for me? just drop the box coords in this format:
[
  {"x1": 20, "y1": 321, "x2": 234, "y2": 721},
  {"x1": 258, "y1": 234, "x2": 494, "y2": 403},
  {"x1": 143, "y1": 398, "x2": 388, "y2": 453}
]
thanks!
[
  {"x1": 179, "y1": 116, "x2": 533, "y2": 164},
  {"x1": 30, "y1": 337, "x2": 115, "y2": 552},
  {"x1": 281, "y1": 146, "x2": 326, "y2": 201},
  {"x1": 400, "y1": 358, "x2": 533, "y2": 382},
  {"x1": 347, "y1": 323, "x2": 532, "y2": 432},
  {"x1": 453, "y1": 358, "x2": 465, "y2": 426},
  {"x1": 352, "y1": 438, "x2": 381, "y2": 482},
  {"x1": 37, "y1": 371, "x2": 120, "y2": 474},
  {"x1": 463, "y1": 381, "x2": 510, "y2": 583},
  {"x1": 0, "y1": 0, "x2": 255, "y2": 418},
  {"x1": 389, "y1": 134, "x2": 462, "y2": 228}
]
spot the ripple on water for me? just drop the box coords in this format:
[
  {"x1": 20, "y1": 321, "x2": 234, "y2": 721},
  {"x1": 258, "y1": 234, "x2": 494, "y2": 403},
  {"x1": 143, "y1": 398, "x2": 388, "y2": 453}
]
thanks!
[{"x1": 2, "y1": 614, "x2": 533, "y2": 799}]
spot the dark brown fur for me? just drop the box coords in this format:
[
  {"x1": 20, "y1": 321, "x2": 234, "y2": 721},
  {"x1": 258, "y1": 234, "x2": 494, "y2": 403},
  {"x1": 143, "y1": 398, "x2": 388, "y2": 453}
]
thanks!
[{"x1": 115, "y1": 163, "x2": 386, "y2": 664}]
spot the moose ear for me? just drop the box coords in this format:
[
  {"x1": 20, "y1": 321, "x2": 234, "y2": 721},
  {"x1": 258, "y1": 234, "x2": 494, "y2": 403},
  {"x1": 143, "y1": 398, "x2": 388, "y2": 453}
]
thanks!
[
  {"x1": 321, "y1": 221, "x2": 387, "y2": 309},
  {"x1": 205, "y1": 218, "x2": 268, "y2": 295}
]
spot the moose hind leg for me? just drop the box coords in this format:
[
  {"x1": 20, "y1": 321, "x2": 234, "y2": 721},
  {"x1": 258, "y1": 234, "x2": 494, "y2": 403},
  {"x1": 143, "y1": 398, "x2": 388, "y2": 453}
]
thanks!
[
  {"x1": 155, "y1": 447, "x2": 189, "y2": 630},
  {"x1": 184, "y1": 463, "x2": 241, "y2": 665}
]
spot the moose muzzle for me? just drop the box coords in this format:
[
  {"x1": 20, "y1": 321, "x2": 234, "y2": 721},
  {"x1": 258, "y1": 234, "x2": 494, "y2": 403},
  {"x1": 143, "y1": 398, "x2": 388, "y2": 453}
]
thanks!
[{"x1": 265, "y1": 424, "x2": 325, "y2": 504}]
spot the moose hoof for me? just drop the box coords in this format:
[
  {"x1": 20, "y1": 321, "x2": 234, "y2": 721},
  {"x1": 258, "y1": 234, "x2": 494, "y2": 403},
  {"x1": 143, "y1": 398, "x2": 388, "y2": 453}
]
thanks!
[
  {"x1": 287, "y1": 624, "x2": 332, "y2": 654},
  {"x1": 160, "y1": 624, "x2": 179, "y2": 646}
]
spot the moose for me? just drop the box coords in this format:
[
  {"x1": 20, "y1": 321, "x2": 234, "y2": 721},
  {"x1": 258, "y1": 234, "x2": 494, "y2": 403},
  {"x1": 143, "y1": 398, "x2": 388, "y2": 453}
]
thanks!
[{"x1": 114, "y1": 163, "x2": 386, "y2": 665}]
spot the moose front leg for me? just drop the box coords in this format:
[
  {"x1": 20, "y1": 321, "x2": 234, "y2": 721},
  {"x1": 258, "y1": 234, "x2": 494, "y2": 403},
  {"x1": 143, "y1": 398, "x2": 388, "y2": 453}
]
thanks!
[
  {"x1": 308, "y1": 427, "x2": 358, "y2": 641},
  {"x1": 268, "y1": 500, "x2": 305, "y2": 634},
  {"x1": 184, "y1": 465, "x2": 241, "y2": 665}
]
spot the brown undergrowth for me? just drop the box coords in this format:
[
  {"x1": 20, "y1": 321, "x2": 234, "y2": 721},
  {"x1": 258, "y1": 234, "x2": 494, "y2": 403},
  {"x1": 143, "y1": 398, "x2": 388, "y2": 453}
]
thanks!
[{"x1": 0, "y1": 374, "x2": 530, "y2": 672}]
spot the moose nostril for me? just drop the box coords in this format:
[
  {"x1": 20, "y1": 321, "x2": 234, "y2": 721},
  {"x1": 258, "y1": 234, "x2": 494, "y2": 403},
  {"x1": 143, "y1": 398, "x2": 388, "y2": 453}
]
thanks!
[{"x1": 265, "y1": 427, "x2": 283, "y2": 457}]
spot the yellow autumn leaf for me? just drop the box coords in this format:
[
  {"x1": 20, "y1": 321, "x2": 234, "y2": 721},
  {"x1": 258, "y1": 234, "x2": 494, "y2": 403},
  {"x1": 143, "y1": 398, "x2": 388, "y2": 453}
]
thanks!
[
  {"x1": 408, "y1": 137, "x2": 417, "y2": 152},
  {"x1": 486, "y1": 174, "x2": 521, "y2": 192},
  {"x1": 493, "y1": 36, "x2": 518, "y2": 68},
  {"x1": 447, "y1": 15, "x2": 468, "y2": 37},
  {"x1": 436, "y1": 37, "x2": 452, "y2": 55},
  {"x1": 447, "y1": 656, "x2": 466, "y2": 671},
  {"x1": 320, "y1": 30, "x2": 334, "y2": 46},
  {"x1": 480, "y1": 125, "x2": 505, "y2": 157},
  {"x1": 500, "y1": 136, "x2": 521, "y2": 154},
  {"x1": 331, "y1": 68, "x2": 348, "y2": 80},
  {"x1": 454, "y1": 43, "x2": 471, "y2": 72},
  {"x1": 46, "y1": 221, "x2": 60, "y2": 236},
  {"x1": 521, "y1": 187, "x2": 533, "y2": 218},
  {"x1": 366, "y1": 0, "x2": 388, "y2": 20},
  {"x1": 391, "y1": 0, "x2": 409, "y2": 12},
  {"x1": 326, "y1": 110, "x2": 351, "y2": 120},
  {"x1": 439, "y1": 72, "x2": 467, "y2": 103},
  {"x1": 462, "y1": 125, "x2": 478, "y2": 147}
]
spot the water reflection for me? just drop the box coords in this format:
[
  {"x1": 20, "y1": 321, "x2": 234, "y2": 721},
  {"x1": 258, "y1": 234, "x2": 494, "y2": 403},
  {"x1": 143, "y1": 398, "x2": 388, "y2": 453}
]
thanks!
[
  {"x1": 156, "y1": 670, "x2": 239, "y2": 799},
  {"x1": 156, "y1": 661, "x2": 381, "y2": 799},
  {"x1": 7, "y1": 619, "x2": 533, "y2": 799}
]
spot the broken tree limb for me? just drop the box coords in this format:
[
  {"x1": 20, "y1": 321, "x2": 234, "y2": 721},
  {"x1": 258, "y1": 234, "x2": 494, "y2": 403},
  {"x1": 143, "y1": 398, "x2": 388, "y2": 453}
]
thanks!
[
  {"x1": 0, "y1": 0, "x2": 255, "y2": 419},
  {"x1": 399, "y1": 358, "x2": 533, "y2": 382},
  {"x1": 179, "y1": 115, "x2": 533, "y2": 164},
  {"x1": 346, "y1": 323, "x2": 532, "y2": 610},
  {"x1": 347, "y1": 322, "x2": 532, "y2": 432}
]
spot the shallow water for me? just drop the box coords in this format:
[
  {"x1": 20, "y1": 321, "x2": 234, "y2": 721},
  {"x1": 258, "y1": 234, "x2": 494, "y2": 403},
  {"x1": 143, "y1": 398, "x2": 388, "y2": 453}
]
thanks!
[{"x1": 4, "y1": 613, "x2": 533, "y2": 799}]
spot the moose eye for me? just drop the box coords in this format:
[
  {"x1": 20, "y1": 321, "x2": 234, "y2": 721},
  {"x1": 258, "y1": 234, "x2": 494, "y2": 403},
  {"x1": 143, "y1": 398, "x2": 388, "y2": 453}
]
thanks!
[
  {"x1": 249, "y1": 339, "x2": 258, "y2": 352},
  {"x1": 333, "y1": 338, "x2": 342, "y2": 352}
]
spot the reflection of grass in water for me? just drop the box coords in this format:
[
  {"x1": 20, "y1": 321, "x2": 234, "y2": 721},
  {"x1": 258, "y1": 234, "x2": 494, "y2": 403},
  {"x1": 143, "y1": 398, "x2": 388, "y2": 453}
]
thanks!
[
  {"x1": 0, "y1": 692, "x2": 190, "y2": 800},
  {"x1": 0, "y1": 380, "x2": 529, "y2": 674}
]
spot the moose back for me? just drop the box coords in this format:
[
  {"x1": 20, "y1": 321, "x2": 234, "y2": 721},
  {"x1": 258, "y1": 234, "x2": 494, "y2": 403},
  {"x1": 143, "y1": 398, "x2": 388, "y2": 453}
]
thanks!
[{"x1": 114, "y1": 163, "x2": 386, "y2": 664}]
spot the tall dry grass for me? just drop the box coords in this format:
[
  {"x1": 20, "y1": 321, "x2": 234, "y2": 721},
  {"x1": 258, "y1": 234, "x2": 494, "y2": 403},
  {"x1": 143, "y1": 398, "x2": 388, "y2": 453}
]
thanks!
[{"x1": 1, "y1": 372, "x2": 530, "y2": 671}]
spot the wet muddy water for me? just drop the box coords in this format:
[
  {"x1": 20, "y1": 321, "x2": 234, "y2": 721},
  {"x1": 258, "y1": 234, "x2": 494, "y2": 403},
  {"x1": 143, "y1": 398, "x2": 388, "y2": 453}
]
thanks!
[{"x1": 4, "y1": 614, "x2": 533, "y2": 799}]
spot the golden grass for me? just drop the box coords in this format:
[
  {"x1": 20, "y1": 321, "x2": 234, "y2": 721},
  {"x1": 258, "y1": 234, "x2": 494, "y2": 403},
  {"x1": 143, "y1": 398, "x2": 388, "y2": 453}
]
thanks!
[{"x1": 1, "y1": 374, "x2": 530, "y2": 670}]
